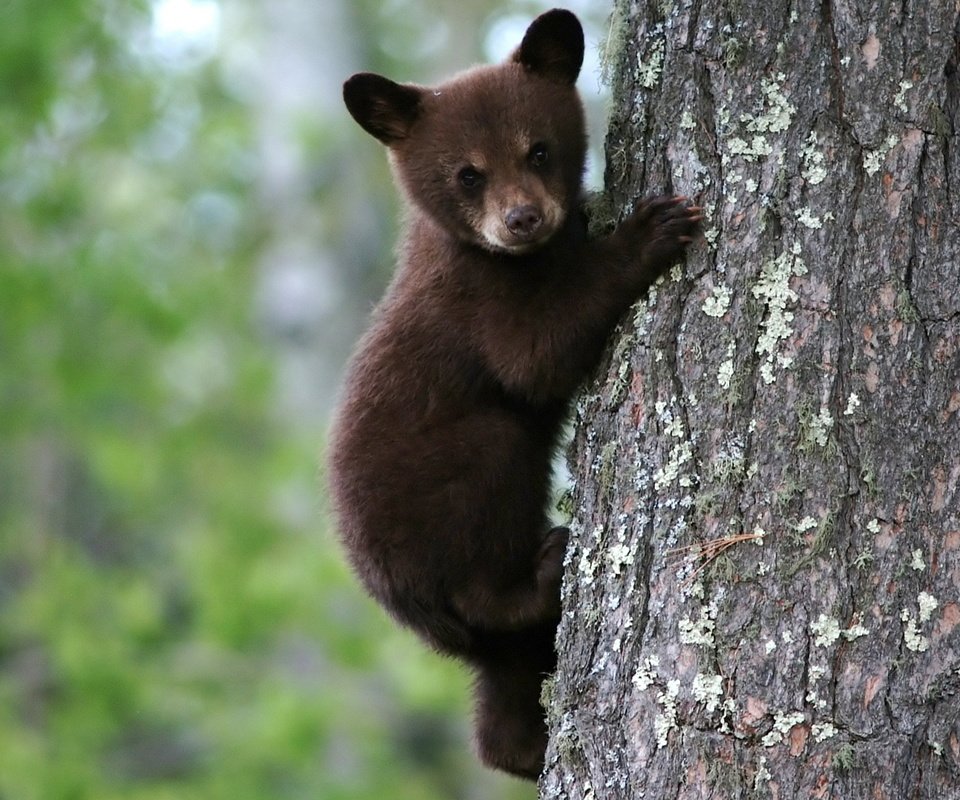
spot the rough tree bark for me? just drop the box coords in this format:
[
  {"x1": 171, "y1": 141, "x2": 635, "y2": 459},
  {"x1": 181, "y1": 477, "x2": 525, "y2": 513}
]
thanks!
[{"x1": 543, "y1": 1, "x2": 960, "y2": 798}]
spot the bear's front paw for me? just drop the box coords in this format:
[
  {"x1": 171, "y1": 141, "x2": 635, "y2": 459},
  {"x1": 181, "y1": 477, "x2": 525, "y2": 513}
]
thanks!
[
  {"x1": 625, "y1": 195, "x2": 702, "y2": 274},
  {"x1": 535, "y1": 526, "x2": 569, "y2": 593}
]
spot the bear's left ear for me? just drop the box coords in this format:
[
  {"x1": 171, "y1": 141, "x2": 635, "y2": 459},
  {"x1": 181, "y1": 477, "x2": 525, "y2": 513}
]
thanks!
[
  {"x1": 343, "y1": 73, "x2": 423, "y2": 144},
  {"x1": 512, "y1": 9, "x2": 584, "y2": 85}
]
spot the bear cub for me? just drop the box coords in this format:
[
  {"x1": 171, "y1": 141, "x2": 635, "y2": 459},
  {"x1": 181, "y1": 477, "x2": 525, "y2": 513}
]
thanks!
[{"x1": 328, "y1": 8, "x2": 700, "y2": 780}]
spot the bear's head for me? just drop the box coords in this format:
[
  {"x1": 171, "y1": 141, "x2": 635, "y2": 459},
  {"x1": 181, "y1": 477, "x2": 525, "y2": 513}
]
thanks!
[{"x1": 343, "y1": 9, "x2": 586, "y2": 254}]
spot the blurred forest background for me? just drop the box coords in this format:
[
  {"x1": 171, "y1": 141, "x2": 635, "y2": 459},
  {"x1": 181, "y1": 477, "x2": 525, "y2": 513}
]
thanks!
[{"x1": 0, "y1": 0, "x2": 610, "y2": 798}]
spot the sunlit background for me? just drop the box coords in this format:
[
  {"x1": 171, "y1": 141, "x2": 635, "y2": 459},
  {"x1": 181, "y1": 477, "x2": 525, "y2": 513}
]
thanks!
[{"x1": 0, "y1": 1, "x2": 610, "y2": 797}]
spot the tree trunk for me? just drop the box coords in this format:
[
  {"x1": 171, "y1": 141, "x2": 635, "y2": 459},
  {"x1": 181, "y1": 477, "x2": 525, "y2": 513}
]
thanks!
[{"x1": 544, "y1": 1, "x2": 960, "y2": 798}]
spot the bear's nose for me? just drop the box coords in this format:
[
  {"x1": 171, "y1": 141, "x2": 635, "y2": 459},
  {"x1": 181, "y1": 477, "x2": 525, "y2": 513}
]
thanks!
[{"x1": 505, "y1": 205, "x2": 543, "y2": 237}]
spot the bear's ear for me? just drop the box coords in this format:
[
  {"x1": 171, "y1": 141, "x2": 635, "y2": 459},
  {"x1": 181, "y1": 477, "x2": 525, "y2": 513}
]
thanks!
[
  {"x1": 343, "y1": 73, "x2": 422, "y2": 144},
  {"x1": 512, "y1": 9, "x2": 584, "y2": 85}
]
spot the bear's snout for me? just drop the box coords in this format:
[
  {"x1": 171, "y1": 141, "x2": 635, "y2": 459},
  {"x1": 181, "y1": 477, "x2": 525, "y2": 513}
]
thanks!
[{"x1": 505, "y1": 205, "x2": 543, "y2": 238}]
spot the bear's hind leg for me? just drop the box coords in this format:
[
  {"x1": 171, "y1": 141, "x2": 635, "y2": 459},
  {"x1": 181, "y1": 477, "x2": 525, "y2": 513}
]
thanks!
[{"x1": 471, "y1": 625, "x2": 557, "y2": 780}]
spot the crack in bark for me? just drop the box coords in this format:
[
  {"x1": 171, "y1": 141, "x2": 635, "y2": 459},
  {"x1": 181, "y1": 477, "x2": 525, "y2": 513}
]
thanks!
[
  {"x1": 630, "y1": 514, "x2": 656, "y2": 674},
  {"x1": 883, "y1": 648, "x2": 903, "y2": 734},
  {"x1": 908, "y1": 132, "x2": 934, "y2": 351},
  {"x1": 685, "y1": 0, "x2": 702, "y2": 53},
  {"x1": 831, "y1": 235, "x2": 865, "y2": 638},
  {"x1": 697, "y1": 60, "x2": 722, "y2": 282},
  {"x1": 821, "y1": 0, "x2": 848, "y2": 135},
  {"x1": 942, "y1": 11, "x2": 960, "y2": 214},
  {"x1": 666, "y1": 284, "x2": 699, "y2": 487}
]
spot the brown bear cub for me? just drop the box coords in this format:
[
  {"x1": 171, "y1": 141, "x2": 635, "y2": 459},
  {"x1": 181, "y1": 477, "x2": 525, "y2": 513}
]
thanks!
[{"x1": 328, "y1": 8, "x2": 700, "y2": 780}]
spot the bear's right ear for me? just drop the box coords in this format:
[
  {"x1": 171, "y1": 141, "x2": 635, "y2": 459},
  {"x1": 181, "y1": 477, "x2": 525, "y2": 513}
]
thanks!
[
  {"x1": 513, "y1": 9, "x2": 584, "y2": 85},
  {"x1": 343, "y1": 73, "x2": 422, "y2": 144}
]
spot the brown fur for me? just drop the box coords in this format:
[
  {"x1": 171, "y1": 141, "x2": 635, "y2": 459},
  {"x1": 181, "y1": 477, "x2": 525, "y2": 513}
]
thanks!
[{"x1": 328, "y1": 9, "x2": 700, "y2": 780}]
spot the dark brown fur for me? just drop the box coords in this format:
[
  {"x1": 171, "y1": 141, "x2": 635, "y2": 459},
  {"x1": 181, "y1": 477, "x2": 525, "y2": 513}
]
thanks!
[{"x1": 328, "y1": 9, "x2": 700, "y2": 780}]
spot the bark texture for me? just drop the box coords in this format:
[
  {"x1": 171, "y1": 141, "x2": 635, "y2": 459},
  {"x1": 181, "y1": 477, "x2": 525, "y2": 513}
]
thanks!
[{"x1": 543, "y1": 1, "x2": 960, "y2": 798}]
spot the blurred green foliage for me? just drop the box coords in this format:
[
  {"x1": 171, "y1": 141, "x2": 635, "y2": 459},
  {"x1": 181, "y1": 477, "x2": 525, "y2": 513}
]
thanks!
[{"x1": 0, "y1": 0, "x2": 539, "y2": 797}]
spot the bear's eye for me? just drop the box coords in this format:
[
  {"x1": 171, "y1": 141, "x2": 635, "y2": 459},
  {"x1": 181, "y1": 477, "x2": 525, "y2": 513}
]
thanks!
[
  {"x1": 528, "y1": 142, "x2": 549, "y2": 167},
  {"x1": 458, "y1": 167, "x2": 484, "y2": 189}
]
